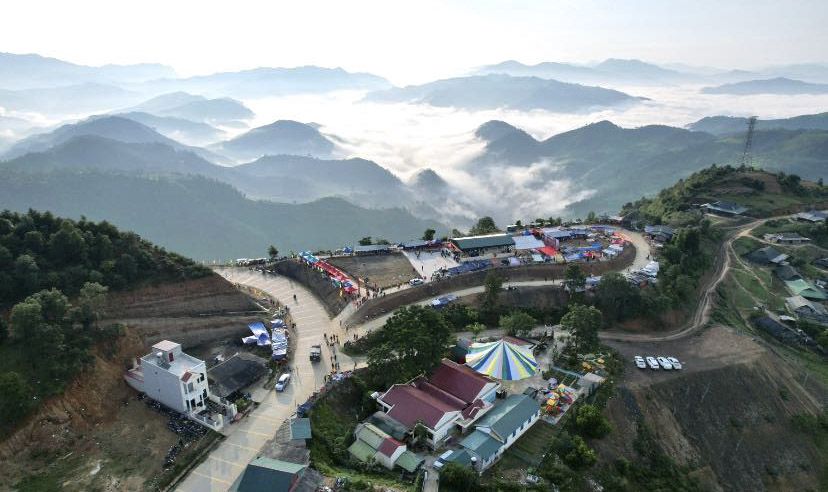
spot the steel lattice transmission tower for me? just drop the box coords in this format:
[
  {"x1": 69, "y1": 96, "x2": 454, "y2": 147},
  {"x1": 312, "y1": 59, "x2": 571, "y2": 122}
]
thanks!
[{"x1": 740, "y1": 116, "x2": 757, "y2": 168}]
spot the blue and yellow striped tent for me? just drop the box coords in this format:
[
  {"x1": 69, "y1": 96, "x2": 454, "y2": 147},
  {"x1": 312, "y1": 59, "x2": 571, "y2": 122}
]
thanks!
[{"x1": 465, "y1": 339, "x2": 539, "y2": 380}]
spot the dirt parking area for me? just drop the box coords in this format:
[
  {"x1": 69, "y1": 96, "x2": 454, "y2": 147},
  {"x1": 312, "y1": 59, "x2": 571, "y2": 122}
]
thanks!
[
  {"x1": 329, "y1": 252, "x2": 419, "y2": 289},
  {"x1": 606, "y1": 324, "x2": 767, "y2": 388}
]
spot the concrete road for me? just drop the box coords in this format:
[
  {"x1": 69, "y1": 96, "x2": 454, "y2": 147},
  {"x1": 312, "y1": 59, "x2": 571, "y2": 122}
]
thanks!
[{"x1": 176, "y1": 269, "x2": 353, "y2": 492}]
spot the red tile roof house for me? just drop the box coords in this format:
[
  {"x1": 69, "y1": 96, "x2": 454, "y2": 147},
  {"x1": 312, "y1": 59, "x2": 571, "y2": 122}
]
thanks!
[{"x1": 377, "y1": 359, "x2": 500, "y2": 448}]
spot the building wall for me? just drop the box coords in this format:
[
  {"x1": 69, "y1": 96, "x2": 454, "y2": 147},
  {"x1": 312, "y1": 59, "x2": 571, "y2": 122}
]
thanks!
[
  {"x1": 143, "y1": 362, "x2": 187, "y2": 413},
  {"x1": 475, "y1": 409, "x2": 541, "y2": 472}
]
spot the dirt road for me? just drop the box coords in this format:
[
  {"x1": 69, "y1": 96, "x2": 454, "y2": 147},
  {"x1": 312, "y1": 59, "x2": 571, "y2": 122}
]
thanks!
[{"x1": 601, "y1": 218, "x2": 765, "y2": 343}]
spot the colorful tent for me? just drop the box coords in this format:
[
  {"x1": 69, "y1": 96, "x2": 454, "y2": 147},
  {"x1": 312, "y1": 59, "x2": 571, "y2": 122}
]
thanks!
[{"x1": 465, "y1": 339, "x2": 539, "y2": 380}]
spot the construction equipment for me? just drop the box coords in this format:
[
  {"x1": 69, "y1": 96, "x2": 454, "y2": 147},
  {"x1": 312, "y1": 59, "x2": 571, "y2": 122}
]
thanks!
[{"x1": 309, "y1": 344, "x2": 322, "y2": 362}]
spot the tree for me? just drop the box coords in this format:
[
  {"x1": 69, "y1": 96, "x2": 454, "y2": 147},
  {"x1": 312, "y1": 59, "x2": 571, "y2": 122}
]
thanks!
[
  {"x1": 267, "y1": 244, "x2": 279, "y2": 260},
  {"x1": 595, "y1": 273, "x2": 641, "y2": 322},
  {"x1": 586, "y1": 211, "x2": 597, "y2": 223},
  {"x1": 422, "y1": 228, "x2": 436, "y2": 241},
  {"x1": 483, "y1": 272, "x2": 504, "y2": 307},
  {"x1": 0, "y1": 372, "x2": 32, "y2": 425},
  {"x1": 0, "y1": 317, "x2": 8, "y2": 343},
  {"x1": 10, "y1": 296, "x2": 44, "y2": 341},
  {"x1": 466, "y1": 322, "x2": 486, "y2": 340},
  {"x1": 441, "y1": 304, "x2": 477, "y2": 330},
  {"x1": 563, "y1": 435, "x2": 597, "y2": 470},
  {"x1": 560, "y1": 304, "x2": 602, "y2": 352},
  {"x1": 76, "y1": 282, "x2": 108, "y2": 329},
  {"x1": 366, "y1": 306, "x2": 452, "y2": 388},
  {"x1": 439, "y1": 462, "x2": 480, "y2": 492},
  {"x1": 576, "y1": 404, "x2": 613, "y2": 438},
  {"x1": 535, "y1": 218, "x2": 546, "y2": 227},
  {"x1": 500, "y1": 311, "x2": 536, "y2": 337},
  {"x1": 515, "y1": 219, "x2": 523, "y2": 228},
  {"x1": 469, "y1": 216, "x2": 499, "y2": 236},
  {"x1": 564, "y1": 264, "x2": 586, "y2": 293},
  {"x1": 13, "y1": 254, "x2": 39, "y2": 294},
  {"x1": 412, "y1": 420, "x2": 429, "y2": 448},
  {"x1": 375, "y1": 238, "x2": 391, "y2": 245},
  {"x1": 358, "y1": 236, "x2": 373, "y2": 246}
]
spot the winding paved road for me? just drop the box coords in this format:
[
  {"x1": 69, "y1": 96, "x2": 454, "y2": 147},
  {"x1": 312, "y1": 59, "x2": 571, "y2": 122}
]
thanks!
[{"x1": 176, "y1": 270, "x2": 352, "y2": 492}]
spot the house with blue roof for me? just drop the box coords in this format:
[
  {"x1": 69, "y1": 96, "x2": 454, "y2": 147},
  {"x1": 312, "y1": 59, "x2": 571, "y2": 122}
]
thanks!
[{"x1": 447, "y1": 394, "x2": 541, "y2": 472}]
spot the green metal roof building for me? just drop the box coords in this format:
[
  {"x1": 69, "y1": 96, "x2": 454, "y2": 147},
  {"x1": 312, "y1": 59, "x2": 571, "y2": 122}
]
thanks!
[{"x1": 228, "y1": 457, "x2": 305, "y2": 492}]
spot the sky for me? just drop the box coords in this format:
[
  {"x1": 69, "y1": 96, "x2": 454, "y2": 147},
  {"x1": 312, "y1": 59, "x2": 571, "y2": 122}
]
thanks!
[{"x1": 2, "y1": 0, "x2": 828, "y2": 85}]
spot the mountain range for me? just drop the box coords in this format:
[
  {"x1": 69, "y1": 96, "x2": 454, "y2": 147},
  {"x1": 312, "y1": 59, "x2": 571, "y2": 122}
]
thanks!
[
  {"x1": 141, "y1": 66, "x2": 392, "y2": 98},
  {"x1": 0, "y1": 169, "x2": 443, "y2": 259},
  {"x1": 1, "y1": 115, "x2": 230, "y2": 164},
  {"x1": 0, "y1": 52, "x2": 175, "y2": 89},
  {"x1": 701, "y1": 77, "x2": 828, "y2": 95},
  {"x1": 688, "y1": 112, "x2": 828, "y2": 135},
  {"x1": 473, "y1": 119, "x2": 828, "y2": 217},
  {"x1": 477, "y1": 58, "x2": 694, "y2": 85},
  {"x1": 364, "y1": 74, "x2": 643, "y2": 112},
  {"x1": 123, "y1": 92, "x2": 254, "y2": 124}
]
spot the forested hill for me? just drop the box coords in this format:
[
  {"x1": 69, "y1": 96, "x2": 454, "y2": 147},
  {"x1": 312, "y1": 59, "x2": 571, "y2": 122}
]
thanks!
[
  {"x1": 0, "y1": 210, "x2": 211, "y2": 432},
  {"x1": 0, "y1": 209, "x2": 210, "y2": 307}
]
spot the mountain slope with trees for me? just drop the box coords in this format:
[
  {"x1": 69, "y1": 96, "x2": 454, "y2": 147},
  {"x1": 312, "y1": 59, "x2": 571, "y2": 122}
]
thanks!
[{"x1": 0, "y1": 170, "x2": 445, "y2": 259}]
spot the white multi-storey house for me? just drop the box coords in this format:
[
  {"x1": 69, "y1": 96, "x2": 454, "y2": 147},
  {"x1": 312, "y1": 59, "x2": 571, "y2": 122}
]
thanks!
[{"x1": 125, "y1": 340, "x2": 216, "y2": 421}]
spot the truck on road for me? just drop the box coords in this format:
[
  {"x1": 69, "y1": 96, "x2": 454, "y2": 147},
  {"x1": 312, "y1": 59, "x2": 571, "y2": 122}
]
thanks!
[{"x1": 310, "y1": 344, "x2": 322, "y2": 362}]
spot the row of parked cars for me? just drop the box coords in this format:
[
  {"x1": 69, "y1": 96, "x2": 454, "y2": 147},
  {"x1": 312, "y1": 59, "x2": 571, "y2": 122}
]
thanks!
[{"x1": 635, "y1": 355, "x2": 682, "y2": 370}]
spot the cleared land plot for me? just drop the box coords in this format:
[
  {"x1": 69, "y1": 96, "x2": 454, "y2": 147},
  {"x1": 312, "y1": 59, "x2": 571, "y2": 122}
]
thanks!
[{"x1": 329, "y1": 253, "x2": 418, "y2": 289}]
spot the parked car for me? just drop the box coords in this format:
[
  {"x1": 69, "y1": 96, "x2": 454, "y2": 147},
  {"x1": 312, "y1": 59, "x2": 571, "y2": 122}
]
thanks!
[
  {"x1": 409, "y1": 278, "x2": 424, "y2": 286},
  {"x1": 275, "y1": 373, "x2": 291, "y2": 391},
  {"x1": 646, "y1": 356, "x2": 660, "y2": 370},
  {"x1": 433, "y1": 450, "x2": 453, "y2": 469},
  {"x1": 657, "y1": 356, "x2": 673, "y2": 370},
  {"x1": 634, "y1": 355, "x2": 646, "y2": 369},
  {"x1": 668, "y1": 357, "x2": 682, "y2": 370}
]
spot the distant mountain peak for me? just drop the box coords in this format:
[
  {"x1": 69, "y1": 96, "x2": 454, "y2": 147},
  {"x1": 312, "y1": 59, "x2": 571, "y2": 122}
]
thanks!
[
  {"x1": 475, "y1": 120, "x2": 527, "y2": 141},
  {"x1": 410, "y1": 168, "x2": 448, "y2": 190}
]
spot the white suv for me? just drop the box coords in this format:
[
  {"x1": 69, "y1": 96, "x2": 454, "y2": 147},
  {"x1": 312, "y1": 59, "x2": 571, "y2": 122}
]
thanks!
[
  {"x1": 667, "y1": 357, "x2": 682, "y2": 370},
  {"x1": 646, "y1": 356, "x2": 659, "y2": 370},
  {"x1": 657, "y1": 357, "x2": 673, "y2": 370}
]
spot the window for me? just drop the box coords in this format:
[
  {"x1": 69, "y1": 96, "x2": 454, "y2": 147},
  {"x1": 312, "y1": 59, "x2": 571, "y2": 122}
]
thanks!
[
  {"x1": 198, "y1": 373, "x2": 205, "y2": 382},
  {"x1": 168, "y1": 352, "x2": 174, "y2": 362},
  {"x1": 188, "y1": 382, "x2": 194, "y2": 393}
]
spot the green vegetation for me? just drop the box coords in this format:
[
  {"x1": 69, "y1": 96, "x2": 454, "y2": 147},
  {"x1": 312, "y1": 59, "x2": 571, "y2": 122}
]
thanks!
[
  {"x1": 500, "y1": 311, "x2": 536, "y2": 337},
  {"x1": 0, "y1": 209, "x2": 210, "y2": 306},
  {"x1": 364, "y1": 305, "x2": 452, "y2": 389},
  {"x1": 623, "y1": 165, "x2": 828, "y2": 223},
  {"x1": 575, "y1": 404, "x2": 613, "y2": 438},
  {"x1": 469, "y1": 216, "x2": 500, "y2": 236},
  {"x1": 0, "y1": 209, "x2": 212, "y2": 433},
  {"x1": 561, "y1": 304, "x2": 602, "y2": 352}
]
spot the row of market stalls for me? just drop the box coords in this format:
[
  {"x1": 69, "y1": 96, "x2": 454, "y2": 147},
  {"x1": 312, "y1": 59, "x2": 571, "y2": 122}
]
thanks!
[
  {"x1": 298, "y1": 251, "x2": 359, "y2": 295},
  {"x1": 242, "y1": 321, "x2": 289, "y2": 360}
]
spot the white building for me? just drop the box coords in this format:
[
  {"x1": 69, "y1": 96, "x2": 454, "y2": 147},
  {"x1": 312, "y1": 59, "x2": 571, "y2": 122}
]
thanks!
[
  {"x1": 125, "y1": 340, "x2": 226, "y2": 429},
  {"x1": 447, "y1": 394, "x2": 541, "y2": 472}
]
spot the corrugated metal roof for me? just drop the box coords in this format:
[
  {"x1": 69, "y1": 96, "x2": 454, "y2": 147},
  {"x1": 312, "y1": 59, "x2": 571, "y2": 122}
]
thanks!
[
  {"x1": 355, "y1": 423, "x2": 389, "y2": 449},
  {"x1": 476, "y1": 394, "x2": 539, "y2": 441},
  {"x1": 229, "y1": 457, "x2": 304, "y2": 492},
  {"x1": 348, "y1": 440, "x2": 377, "y2": 463},
  {"x1": 395, "y1": 450, "x2": 423, "y2": 472},
  {"x1": 451, "y1": 234, "x2": 515, "y2": 251},
  {"x1": 460, "y1": 429, "x2": 501, "y2": 461},
  {"x1": 290, "y1": 418, "x2": 312, "y2": 440}
]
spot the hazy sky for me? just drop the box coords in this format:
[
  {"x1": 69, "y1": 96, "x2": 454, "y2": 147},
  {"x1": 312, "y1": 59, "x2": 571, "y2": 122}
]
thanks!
[{"x1": 3, "y1": 0, "x2": 828, "y2": 84}]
